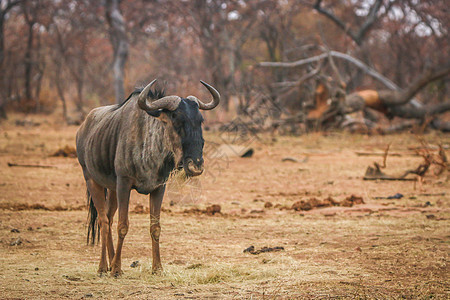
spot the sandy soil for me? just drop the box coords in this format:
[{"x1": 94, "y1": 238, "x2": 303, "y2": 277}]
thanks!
[{"x1": 0, "y1": 115, "x2": 449, "y2": 299}]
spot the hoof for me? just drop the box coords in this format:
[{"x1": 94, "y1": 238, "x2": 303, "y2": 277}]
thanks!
[
  {"x1": 111, "y1": 268, "x2": 123, "y2": 278},
  {"x1": 97, "y1": 267, "x2": 108, "y2": 275}
]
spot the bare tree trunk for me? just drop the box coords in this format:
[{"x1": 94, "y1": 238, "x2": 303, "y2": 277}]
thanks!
[
  {"x1": 105, "y1": 0, "x2": 129, "y2": 104},
  {"x1": 0, "y1": 1, "x2": 20, "y2": 68},
  {"x1": 23, "y1": 14, "x2": 34, "y2": 104},
  {"x1": 34, "y1": 33, "x2": 44, "y2": 112},
  {"x1": 0, "y1": 13, "x2": 6, "y2": 119},
  {"x1": 54, "y1": 62, "x2": 67, "y2": 123},
  {"x1": 75, "y1": 71, "x2": 84, "y2": 114}
]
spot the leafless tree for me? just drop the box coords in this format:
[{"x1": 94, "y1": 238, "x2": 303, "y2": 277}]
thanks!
[
  {"x1": 105, "y1": 0, "x2": 129, "y2": 104},
  {"x1": 0, "y1": 0, "x2": 21, "y2": 118},
  {"x1": 312, "y1": 0, "x2": 394, "y2": 46}
]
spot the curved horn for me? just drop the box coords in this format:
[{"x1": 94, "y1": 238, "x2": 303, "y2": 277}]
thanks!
[
  {"x1": 186, "y1": 80, "x2": 220, "y2": 110},
  {"x1": 137, "y1": 79, "x2": 181, "y2": 112}
]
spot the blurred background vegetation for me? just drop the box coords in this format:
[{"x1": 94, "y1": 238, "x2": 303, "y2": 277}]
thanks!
[{"x1": 0, "y1": 0, "x2": 448, "y2": 133}]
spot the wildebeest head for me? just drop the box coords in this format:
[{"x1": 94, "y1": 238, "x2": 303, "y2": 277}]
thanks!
[{"x1": 137, "y1": 79, "x2": 220, "y2": 177}]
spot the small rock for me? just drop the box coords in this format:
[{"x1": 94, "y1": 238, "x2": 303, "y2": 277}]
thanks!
[
  {"x1": 27, "y1": 226, "x2": 33, "y2": 231},
  {"x1": 130, "y1": 261, "x2": 140, "y2": 268},
  {"x1": 387, "y1": 193, "x2": 403, "y2": 199},
  {"x1": 292, "y1": 200, "x2": 312, "y2": 211},
  {"x1": 10, "y1": 237, "x2": 22, "y2": 246},
  {"x1": 83, "y1": 293, "x2": 93, "y2": 298},
  {"x1": 205, "y1": 204, "x2": 221, "y2": 215},
  {"x1": 243, "y1": 245, "x2": 255, "y2": 253},
  {"x1": 341, "y1": 194, "x2": 364, "y2": 207},
  {"x1": 35, "y1": 267, "x2": 39, "y2": 271},
  {"x1": 355, "y1": 247, "x2": 362, "y2": 252},
  {"x1": 11, "y1": 228, "x2": 20, "y2": 233},
  {"x1": 264, "y1": 202, "x2": 273, "y2": 208}
]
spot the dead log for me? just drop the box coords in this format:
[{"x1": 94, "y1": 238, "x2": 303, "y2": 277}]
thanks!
[
  {"x1": 430, "y1": 119, "x2": 450, "y2": 132},
  {"x1": 344, "y1": 64, "x2": 450, "y2": 117},
  {"x1": 376, "y1": 121, "x2": 417, "y2": 134},
  {"x1": 363, "y1": 166, "x2": 415, "y2": 181},
  {"x1": 388, "y1": 102, "x2": 450, "y2": 120}
]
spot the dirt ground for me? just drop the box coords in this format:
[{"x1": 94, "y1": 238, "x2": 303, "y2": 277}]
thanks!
[{"x1": 0, "y1": 114, "x2": 449, "y2": 299}]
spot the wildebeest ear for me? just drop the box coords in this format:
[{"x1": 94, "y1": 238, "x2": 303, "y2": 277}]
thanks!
[{"x1": 146, "y1": 110, "x2": 162, "y2": 117}]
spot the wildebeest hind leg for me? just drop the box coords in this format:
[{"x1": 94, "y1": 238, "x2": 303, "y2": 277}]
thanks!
[
  {"x1": 86, "y1": 179, "x2": 110, "y2": 274},
  {"x1": 106, "y1": 189, "x2": 117, "y2": 270}
]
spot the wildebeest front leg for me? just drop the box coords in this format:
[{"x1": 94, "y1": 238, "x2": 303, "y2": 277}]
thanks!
[
  {"x1": 150, "y1": 185, "x2": 165, "y2": 274},
  {"x1": 110, "y1": 177, "x2": 132, "y2": 277},
  {"x1": 106, "y1": 189, "x2": 117, "y2": 269},
  {"x1": 86, "y1": 179, "x2": 109, "y2": 274}
]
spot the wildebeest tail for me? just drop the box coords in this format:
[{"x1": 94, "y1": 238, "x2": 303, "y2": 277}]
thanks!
[{"x1": 86, "y1": 188, "x2": 106, "y2": 245}]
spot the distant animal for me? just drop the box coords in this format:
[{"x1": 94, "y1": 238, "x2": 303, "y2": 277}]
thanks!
[{"x1": 76, "y1": 79, "x2": 220, "y2": 276}]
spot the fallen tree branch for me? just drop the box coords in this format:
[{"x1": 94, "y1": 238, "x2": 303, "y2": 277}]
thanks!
[
  {"x1": 259, "y1": 51, "x2": 397, "y2": 88},
  {"x1": 258, "y1": 50, "x2": 422, "y2": 107},
  {"x1": 7, "y1": 162, "x2": 56, "y2": 168},
  {"x1": 382, "y1": 64, "x2": 450, "y2": 106},
  {"x1": 363, "y1": 164, "x2": 415, "y2": 181},
  {"x1": 430, "y1": 119, "x2": 450, "y2": 132},
  {"x1": 355, "y1": 152, "x2": 403, "y2": 157},
  {"x1": 381, "y1": 143, "x2": 391, "y2": 168},
  {"x1": 388, "y1": 102, "x2": 450, "y2": 120}
]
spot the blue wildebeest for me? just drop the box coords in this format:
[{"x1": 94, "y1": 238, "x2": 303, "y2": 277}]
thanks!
[{"x1": 76, "y1": 79, "x2": 220, "y2": 276}]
